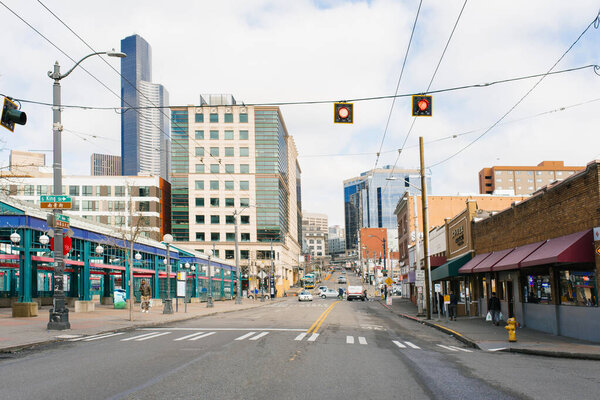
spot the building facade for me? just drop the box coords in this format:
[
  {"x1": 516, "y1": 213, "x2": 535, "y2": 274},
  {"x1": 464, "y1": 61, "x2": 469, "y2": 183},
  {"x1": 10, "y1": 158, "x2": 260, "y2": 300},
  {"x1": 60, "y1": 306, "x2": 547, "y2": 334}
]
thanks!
[
  {"x1": 344, "y1": 166, "x2": 430, "y2": 251},
  {"x1": 302, "y1": 212, "x2": 328, "y2": 258},
  {"x1": 120, "y1": 34, "x2": 170, "y2": 180},
  {"x1": 91, "y1": 153, "x2": 122, "y2": 176},
  {"x1": 478, "y1": 161, "x2": 583, "y2": 195},
  {"x1": 169, "y1": 96, "x2": 302, "y2": 296}
]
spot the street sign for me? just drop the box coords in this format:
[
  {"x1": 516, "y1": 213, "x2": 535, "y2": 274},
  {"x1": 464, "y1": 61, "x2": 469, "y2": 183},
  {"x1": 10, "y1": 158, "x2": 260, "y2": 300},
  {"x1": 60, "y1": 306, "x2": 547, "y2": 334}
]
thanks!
[
  {"x1": 435, "y1": 283, "x2": 441, "y2": 293},
  {"x1": 40, "y1": 195, "x2": 72, "y2": 209},
  {"x1": 258, "y1": 271, "x2": 267, "y2": 279},
  {"x1": 55, "y1": 214, "x2": 70, "y2": 228},
  {"x1": 415, "y1": 270, "x2": 425, "y2": 281},
  {"x1": 385, "y1": 277, "x2": 394, "y2": 286},
  {"x1": 596, "y1": 246, "x2": 600, "y2": 257}
]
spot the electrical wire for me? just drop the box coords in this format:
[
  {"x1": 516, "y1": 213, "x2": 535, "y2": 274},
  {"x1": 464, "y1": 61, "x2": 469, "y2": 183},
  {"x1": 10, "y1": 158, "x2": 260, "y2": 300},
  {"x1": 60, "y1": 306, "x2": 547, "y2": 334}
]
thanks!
[{"x1": 428, "y1": 9, "x2": 600, "y2": 168}]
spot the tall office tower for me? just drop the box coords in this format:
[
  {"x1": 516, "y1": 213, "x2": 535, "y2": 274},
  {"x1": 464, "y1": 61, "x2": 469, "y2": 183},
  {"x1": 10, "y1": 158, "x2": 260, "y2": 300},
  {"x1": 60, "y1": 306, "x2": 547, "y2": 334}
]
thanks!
[
  {"x1": 170, "y1": 95, "x2": 302, "y2": 294},
  {"x1": 343, "y1": 166, "x2": 431, "y2": 251},
  {"x1": 91, "y1": 153, "x2": 122, "y2": 176},
  {"x1": 120, "y1": 34, "x2": 170, "y2": 180}
]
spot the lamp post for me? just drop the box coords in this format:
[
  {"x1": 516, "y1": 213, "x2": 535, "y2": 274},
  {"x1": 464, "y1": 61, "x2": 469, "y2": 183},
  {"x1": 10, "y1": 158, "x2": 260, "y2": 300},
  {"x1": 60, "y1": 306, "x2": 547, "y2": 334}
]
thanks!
[
  {"x1": 162, "y1": 233, "x2": 173, "y2": 314},
  {"x1": 46, "y1": 49, "x2": 125, "y2": 330},
  {"x1": 233, "y1": 211, "x2": 242, "y2": 304},
  {"x1": 206, "y1": 249, "x2": 214, "y2": 308},
  {"x1": 368, "y1": 234, "x2": 387, "y2": 277}
]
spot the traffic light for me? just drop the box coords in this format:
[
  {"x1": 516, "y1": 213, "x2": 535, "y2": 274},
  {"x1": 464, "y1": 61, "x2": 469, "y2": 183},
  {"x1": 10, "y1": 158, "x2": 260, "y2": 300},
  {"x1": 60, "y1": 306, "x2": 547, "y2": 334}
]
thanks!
[
  {"x1": 412, "y1": 95, "x2": 432, "y2": 117},
  {"x1": 1, "y1": 97, "x2": 27, "y2": 132},
  {"x1": 334, "y1": 102, "x2": 353, "y2": 124}
]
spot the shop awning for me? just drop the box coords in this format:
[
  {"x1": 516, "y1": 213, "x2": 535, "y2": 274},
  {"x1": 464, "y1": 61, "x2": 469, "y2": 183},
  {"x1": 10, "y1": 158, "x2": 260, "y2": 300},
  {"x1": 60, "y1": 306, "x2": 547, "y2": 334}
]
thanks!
[
  {"x1": 493, "y1": 240, "x2": 547, "y2": 271},
  {"x1": 521, "y1": 229, "x2": 594, "y2": 267},
  {"x1": 471, "y1": 248, "x2": 515, "y2": 273},
  {"x1": 430, "y1": 256, "x2": 447, "y2": 267},
  {"x1": 431, "y1": 253, "x2": 472, "y2": 281},
  {"x1": 458, "y1": 252, "x2": 491, "y2": 274}
]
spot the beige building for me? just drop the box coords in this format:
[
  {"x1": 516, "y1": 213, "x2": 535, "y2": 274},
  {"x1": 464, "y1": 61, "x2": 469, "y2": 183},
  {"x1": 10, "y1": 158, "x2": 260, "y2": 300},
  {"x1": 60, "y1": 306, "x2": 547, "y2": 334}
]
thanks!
[
  {"x1": 302, "y1": 212, "x2": 329, "y2": 258},
  {"x1": 7, "y1": 150, "x2": 50, "y2": 177},
  {"x1": 478, "y1": 161, "x2": 583, "y2": 195}
]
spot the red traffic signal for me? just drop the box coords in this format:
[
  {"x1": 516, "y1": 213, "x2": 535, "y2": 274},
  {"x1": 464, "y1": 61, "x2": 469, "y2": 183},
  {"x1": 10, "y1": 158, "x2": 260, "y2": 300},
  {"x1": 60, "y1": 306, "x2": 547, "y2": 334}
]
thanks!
[
  {"x1": 412, "y1": 95, "x2": 432, "y2": 117},
  {"x1": 334, "y1": 102, "x2": 353, "y2": 124}
]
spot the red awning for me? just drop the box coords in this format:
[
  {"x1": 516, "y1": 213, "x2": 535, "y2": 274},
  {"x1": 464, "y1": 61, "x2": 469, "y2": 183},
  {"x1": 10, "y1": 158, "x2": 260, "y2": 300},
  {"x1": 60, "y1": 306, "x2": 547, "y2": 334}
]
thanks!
[
  {"x1": 471, "y1": 248, "x2": 515, "y2": 273},
  {"x1": 493, "y1": 240, "x2": 547, "y2": 271},
  {"x1": 521, "y1": 229, "x2": 594, "y2": 267},
  {"x1": 430, "y1": 256, "x2": 447, "y2": 267},
  {"x1": 458, "y1": 252, "x2": 491, "y2": 274}
]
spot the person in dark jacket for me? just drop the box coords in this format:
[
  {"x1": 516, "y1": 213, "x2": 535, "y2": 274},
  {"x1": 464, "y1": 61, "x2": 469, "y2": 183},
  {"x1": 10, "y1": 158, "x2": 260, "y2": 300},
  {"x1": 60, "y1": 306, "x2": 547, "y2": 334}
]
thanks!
[
  {"x1": 139, "y1": 280, "x2": 151, "y2": 313},
  {"x1": 449, "y1": 291, "x2": 458, "y2": 321},
  {"x1": 488, "y1": 292, "x2": 502, "y2": 325}
]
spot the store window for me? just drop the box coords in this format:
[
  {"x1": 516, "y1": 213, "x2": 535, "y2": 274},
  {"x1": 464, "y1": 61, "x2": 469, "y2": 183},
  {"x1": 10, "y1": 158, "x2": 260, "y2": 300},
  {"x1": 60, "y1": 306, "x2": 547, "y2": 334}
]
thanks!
[
  {"x1": 559, "y1": 270, "x2": 597, "y2": 306},
  {"x1": 524, "y1": 274, "x2": 552, "y2": 304}
]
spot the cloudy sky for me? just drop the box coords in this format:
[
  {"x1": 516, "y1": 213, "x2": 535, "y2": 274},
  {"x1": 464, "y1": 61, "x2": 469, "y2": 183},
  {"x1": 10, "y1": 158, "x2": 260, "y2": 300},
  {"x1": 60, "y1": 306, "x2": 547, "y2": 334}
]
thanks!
[{"x1": 2, "y1": 0, "x2": 600, "y2": 226}]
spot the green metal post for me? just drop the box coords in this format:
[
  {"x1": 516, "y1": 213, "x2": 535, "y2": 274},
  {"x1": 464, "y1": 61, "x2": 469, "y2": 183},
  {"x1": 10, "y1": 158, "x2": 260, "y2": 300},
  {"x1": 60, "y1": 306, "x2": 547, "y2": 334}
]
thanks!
[
  {"x1": 153, "y1": 255, "x2": 159, "y2": 299},
  {"x1": 20, "y1": 229, "x2": 33, "y2": 303},
  {"x1": 82, "y1": 241, "x2": 91, "y2": 301},
  {"x1": 221, "y1": 268, "x2": 225, "y2": 299}
]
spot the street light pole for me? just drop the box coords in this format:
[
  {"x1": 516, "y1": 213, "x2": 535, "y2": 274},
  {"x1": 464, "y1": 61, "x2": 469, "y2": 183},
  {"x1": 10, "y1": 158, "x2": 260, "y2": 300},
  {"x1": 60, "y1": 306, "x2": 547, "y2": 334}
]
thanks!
[
  {"x1": 234, "y1": 212, "x2": 242, "y2": 304},
  {"x1": 46, "y1": 50, "x2": 125, "y2": 330},
  {"x1": 163, "y1": 233, "x2": 173, "y2": 314},
  {"x1": 420, "y1": 137, "x2": 432, "y2": 320},
  {"x1": 207, "y1": 250, "x2": 214, "y2": 307}
]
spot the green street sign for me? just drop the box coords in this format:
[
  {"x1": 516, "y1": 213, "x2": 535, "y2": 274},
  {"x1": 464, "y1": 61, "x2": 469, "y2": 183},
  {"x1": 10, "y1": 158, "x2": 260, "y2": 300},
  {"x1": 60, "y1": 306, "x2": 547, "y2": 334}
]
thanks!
[
  {"x1": 56, "y1": 214, "x2": 70, "y2": 228},
  {"x1": 40, "y1": 195, "x2": 72, "y2": 209}
]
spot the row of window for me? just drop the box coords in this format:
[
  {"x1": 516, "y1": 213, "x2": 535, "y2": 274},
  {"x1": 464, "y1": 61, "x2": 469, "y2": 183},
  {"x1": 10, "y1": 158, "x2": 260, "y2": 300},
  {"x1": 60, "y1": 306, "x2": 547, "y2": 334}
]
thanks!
[
  {"x1": 194, "y1": 249, "x2": 250, "y2": 260},
  {"x1": 195, "y1": 197, "x2": 250, "y2": 208},
  {"x1": 495, "y1": 170, "x2": 575, "y2": 176},
  {"x1": 194, "y1": 181, "x2": 250, "y2": 191},
  {"x1": 195, "y1": 164, "x2": 250, "y2": 174},
  {"x1": 194, "y1": 232, "x2": 251, "y2": 242},
  {"x1": 194, "y1": 147, "x2": 250, "y2": 157},
  {"x1": 8, "y1": 185, "x2": 145, "y2": 197},
  {"x1": 195, "y1": 113, "x2": 248, "y2": 124},
  {"x1": 195, "y1": 215, "x2": 250, "y2": 224},
  {"x1": 194, "y1": 130, "x2": 249, "y2": 140}
]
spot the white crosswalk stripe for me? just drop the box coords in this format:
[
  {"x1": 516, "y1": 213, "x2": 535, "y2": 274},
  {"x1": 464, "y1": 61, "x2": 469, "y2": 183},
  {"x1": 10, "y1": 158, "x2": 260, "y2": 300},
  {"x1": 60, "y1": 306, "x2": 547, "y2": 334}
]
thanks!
[
  {"x1": 346, "y1": 336, "x2": 354, "y2": 344},
  {"x1": 83, "y1": 332, "x2": 125, "y2": 341},
  {"x1": 307, "y1": 333, "x2": 319, "y2": 342},
  {"x1": 294, "y1": 333, "x2": 308, "y2": 341},
  {"x1": 358, "y1": 336, "x2": 367, "y2": 345},
  {"x1": 121, "y1": 332, "x2": 165, "y2": 341},
  {"x1": 249, "y1": 332, "x2": 269, "y2": 341},
  {"x1": 175, "y1": 332, "x2": 207, "y2": 341},
  {"x1": 235, "y1": 332, "x2": 257, "y2": 341},
  {"x1": 69, "y1": 332, "x2": 119, "y2": 342},
  {"x1": 189, "y1": 332, "x2": 216, "y2": 341},
  {"x1": 392, "y1": 340, "x2": 406, "y2": 348},
  {"x1": 437, "y1": 344, "x2": 457, "y2": 351},
  {"x1": 135, "y1": 332, "x2": 171, "y2": 341},
  {"x1": 437, "y1": 344, "x2": 473, "y2": 352},
  {"x1": 404, "y1": 341, "x2": 420, "y2": 349}
]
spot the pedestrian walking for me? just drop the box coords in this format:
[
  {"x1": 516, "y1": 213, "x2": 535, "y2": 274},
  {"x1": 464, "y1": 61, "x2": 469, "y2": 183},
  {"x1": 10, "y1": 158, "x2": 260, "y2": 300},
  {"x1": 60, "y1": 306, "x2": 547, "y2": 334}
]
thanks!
[
  {"x1": 363, "y1": 288, "x2": 368, "y2": 301},
  {"x1": 438, "y1": 292, "x2": 445, "y2": 316},
  {"x1": 449, "y1": 291, "x2": 458, "y2": 321},
  {"x1": 488, "y1": 292, "x2": 502, "y2": 326},
  {"x1": 139, "y1": 279, "x2": 151, "y2": 313}
]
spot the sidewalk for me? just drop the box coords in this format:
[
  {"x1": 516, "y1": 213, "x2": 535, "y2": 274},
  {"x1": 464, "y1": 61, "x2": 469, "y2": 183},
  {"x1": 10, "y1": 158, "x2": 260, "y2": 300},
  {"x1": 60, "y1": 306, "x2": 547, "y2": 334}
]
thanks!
[
  {"x1": 380, "y1": 297, "x2": 600, "y2": 360},
  {"x1": 0, "y1": 298, "x2": 278, "y2": 352}
]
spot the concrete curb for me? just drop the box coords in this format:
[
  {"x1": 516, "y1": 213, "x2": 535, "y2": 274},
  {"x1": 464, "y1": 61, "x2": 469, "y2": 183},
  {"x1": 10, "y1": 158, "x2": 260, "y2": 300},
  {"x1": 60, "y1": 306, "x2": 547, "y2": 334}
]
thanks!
[{"x1": 1, "y1": 300, "x2": 281, "y2": 354}]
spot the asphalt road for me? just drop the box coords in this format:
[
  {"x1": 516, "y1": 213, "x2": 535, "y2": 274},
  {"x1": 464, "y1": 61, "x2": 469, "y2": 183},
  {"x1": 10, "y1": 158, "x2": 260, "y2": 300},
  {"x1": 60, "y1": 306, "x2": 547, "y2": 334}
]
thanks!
[{"x1": 1, "y1": 271, "x2": 599, "y2": 400}]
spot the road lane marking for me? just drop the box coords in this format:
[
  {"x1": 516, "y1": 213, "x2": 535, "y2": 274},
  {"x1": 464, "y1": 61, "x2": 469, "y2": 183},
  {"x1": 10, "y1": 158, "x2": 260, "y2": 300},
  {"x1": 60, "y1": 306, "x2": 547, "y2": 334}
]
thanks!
[
  {"x1": 249, "y1": 332, "x2": 269, "y2": 341},
  {"x1": 306, "y1": 301, "x2": 340, "y2": 334},
  {"x1": 121, "y1": 332, "x2": 162, "y2": 341},
  {"x1": 405, "y1": 341, "x2": 420, "y2": 349},
  {"x1": 235, "y1": 332, "x2": 257, "y2": 341},
  {"x1": 358, "y1": 337, "x2": 367, "y2": 345},
  {"x1": 346, "y1": 336, "x2": 355, "y2": 344},
  {"x1": 175, "y1": 332, "x2": 206, "y2": 341},
  {"x1": 69, "y1": 332, "x2": 116, "y2": 341},
  {"x1": 437, "y1": 344, "x2": 457, "y2": 351},
  {"x1": 138, "y1": 327, "x2": 306, "y2": 332},
  {"x1": 449, "y1": 346, "x2": 473, "y2": 352},
  {"x1": 393, "y1": 340, "x2": 406, "y2": 348},
  {"x1": 487, "y1": 347, "x2": 507, "y2": 352},
  {"x1": 307, "y1": 333, "x2": 319, "y2": 342},
  {"x1": 83, "y1": 332, "x2": 124, "y2": 341},
  {"x1": 312, "y1": 301, "x2": 341, "y2": 333},
  {"x1": 135, "y1": 332, "x2": 171, "y2": 341},
  {"x1": 189, "y1": 332, "x2": 216, "y2": 341},
  {"x1": 294, "y1": 333, "x2": 307, "y2": 341}
]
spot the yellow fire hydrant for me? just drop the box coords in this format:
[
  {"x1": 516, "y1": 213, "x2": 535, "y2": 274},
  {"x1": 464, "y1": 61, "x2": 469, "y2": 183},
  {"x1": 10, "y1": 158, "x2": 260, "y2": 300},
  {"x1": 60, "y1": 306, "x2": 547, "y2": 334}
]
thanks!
[{"x1": 505, "y1": 317, "x2": 517, "y2": 342}]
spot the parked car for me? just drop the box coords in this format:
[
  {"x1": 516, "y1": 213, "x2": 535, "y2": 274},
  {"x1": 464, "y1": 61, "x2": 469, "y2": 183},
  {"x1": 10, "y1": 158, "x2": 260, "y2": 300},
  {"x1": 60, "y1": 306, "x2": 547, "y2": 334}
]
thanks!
[
  {"x1": 320, "y1": 289, "x2": 340, "y2": 299},
  {"x1": 298, "y1": 290, "x2": 313, "y2": 302}
]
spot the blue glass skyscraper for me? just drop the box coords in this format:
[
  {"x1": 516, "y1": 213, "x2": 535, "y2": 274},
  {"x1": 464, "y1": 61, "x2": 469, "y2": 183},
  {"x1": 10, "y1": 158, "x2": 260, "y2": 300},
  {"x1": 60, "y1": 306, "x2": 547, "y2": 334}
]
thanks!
[{"x1": 120, "y1": 34, "x2": 170, "y2": 180}]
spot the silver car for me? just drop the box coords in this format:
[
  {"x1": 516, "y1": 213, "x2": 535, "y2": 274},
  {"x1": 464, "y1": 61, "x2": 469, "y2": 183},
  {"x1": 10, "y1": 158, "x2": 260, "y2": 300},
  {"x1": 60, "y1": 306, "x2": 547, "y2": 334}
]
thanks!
[{"x1": 320, "y1": 289, "x2": 340, "y2": 299}]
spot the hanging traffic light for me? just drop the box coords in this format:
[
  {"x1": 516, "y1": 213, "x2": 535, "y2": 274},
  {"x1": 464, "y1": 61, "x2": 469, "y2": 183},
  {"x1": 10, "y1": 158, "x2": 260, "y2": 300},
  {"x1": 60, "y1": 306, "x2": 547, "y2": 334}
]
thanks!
[
  {"x1": 412, "y1": 95, "x2": 432, "y2": 117},
  {"x1": 1, "y1": 97, "x2": 27, "y2": 132},
  {"x1": 334, "y1": 102, "x2": 353, "y2": 124}
]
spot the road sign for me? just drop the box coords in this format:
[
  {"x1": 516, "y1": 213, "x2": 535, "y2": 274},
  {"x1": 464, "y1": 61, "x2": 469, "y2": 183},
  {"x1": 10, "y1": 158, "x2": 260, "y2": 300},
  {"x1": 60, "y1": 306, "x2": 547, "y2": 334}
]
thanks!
[
  {"x1": 434, "y1": 283, "x2": 442, "y2": 293},
  {"x1": 385, "y1": 277, "x2": 394, "y2": 286},
  {"x1": 40, "y1": 195, "x2": 72, "y2": 209},
  {"x1": 258, "y1": 271, "x2": 267, "y2": 279},
  {"x1": 596, "y1": 246, "x2": 600, "y2": 256},
  {"x1": 55, "y1": 214, "x2": 70, "y2": 228},
  {"x1": 415, "y1": 270, "x2": 425, "y2": 281}
]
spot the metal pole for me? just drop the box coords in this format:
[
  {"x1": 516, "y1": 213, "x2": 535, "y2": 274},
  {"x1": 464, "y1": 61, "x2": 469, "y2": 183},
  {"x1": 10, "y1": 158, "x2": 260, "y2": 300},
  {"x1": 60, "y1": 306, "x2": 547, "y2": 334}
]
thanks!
[
  {"x1": 413, "y1": 195, "x2": 423, "y2": 316},
  {"x1": 163, "y1": 243, "x2": 173, "y2": 313},
  {"x1": 207, "y1": 253, "x2": 214, "y2": 307},
  {"x1": 234, "y1": 213, "x2": 242, "y2": 304},
  {"x1": 47, "y1": 61, "x2": 69, "y2": 330},
  {"x1": 420, "y1": 137, "x2": 431, "y2": 320}
]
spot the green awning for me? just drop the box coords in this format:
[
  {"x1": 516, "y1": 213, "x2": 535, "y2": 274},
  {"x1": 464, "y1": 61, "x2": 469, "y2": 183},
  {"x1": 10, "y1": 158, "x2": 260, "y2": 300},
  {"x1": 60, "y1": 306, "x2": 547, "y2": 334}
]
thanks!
[{"x1": 431, "y1": 253, "x2": 472, "y2": 281}]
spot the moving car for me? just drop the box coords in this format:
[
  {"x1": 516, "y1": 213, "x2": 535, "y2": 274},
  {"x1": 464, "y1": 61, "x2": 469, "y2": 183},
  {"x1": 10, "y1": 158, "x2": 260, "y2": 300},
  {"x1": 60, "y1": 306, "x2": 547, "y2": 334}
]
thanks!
[
  {"x1": 320, "y1": 289, "x2": 340, "y2": 299},
  {"x1": 298, "y1": 290, "x2": 313, "y2": 302},
  {"x1": 347, "y1": 286, "x2": 366, "y2": 301},
  {"x1": 337, "y1": 276, "x2": 347, "y2": 284},
  {"x1": 318, "y1": 286, "x2": 328, "y2": 294}
]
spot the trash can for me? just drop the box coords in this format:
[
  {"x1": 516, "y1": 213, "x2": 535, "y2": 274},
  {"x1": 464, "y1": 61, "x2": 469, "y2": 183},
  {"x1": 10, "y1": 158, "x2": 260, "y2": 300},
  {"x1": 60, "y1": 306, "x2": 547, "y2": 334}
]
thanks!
[{"x1": 114, "y1": 289, "x2": 127, "y2": 309}]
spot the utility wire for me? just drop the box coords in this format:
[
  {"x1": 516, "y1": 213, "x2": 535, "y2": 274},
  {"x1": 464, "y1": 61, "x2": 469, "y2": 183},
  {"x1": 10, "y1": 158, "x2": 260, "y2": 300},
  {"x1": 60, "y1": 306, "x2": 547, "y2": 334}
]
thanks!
[
  {"x1": 372, "y1": 0, "x2": 423, "y2": 171},
  {"x1": 428, "y1": 9, "x2": 600, "y2": 168}
]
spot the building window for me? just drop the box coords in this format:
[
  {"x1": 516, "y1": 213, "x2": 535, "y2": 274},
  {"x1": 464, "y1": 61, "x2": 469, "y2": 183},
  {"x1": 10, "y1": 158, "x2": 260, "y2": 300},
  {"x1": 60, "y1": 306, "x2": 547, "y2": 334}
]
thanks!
[
  {"x1": 195, "y1": 215, "x2": 205, "y2": 224},
  {"x1": 209, "y1": 130, "x2": 218, "y2": 140},
  {"x1": 225, "y1": 250, "x2": 234, "y2": 259},
  {"x1": 210, "y1": 147, "x2": 219, "y2": 157},
  {"x1": 211, "y1": 232, "x2": 220, "y2": 241},
  {"x1": 226, "y1": 233, "x2": 235, "y2": 242},
  {"x1": 195, "y1": 198, "x2": 205, "y2": 207},
  {"x1": 239, "y1": 113, "x2": 248, "y2": 123},
  {"x1": 559, "y1": 270, "x2": 596, "y2": 306},
  {"x1": 527, "y1": 171, "x2": 533, "y2": 175},
  {"x1": 210, "y1": 164, "x2": 220, "y2": 173},
  {"x1": 495, "y1": 171, "x2": 502, "y2": 175},
  {"x1": 195, "y1": 181, "x2": 204, "y2": 190},
  {"x1": 138, "y1": 201, "x2": 150, "y2": 212},
  {"x1": 82, "y1": 200, "x2": 97, "y2": 211},
  {"x1": 195, "y1": 147, "x2": 204, "y2": 156},
  {"x1": 224, "y1": 113, "x2": 233, "y2": 123},
  {"x1": 138, "y1": 186, "x2": 150, "y2": 197},
  {"x1": 225, "y1": 147, "x2": 234, "y2": 157},
  {"x1": 226, "y1": 215, "x2": 235, "y2": 224},
  {"x1": 524, "y1": 274, "x2": 552, "y2": 304},
  {"x1": 195, "y1": 130, "x2": 204, "y2": 139},
  {"x1": 240, "y1": 147, "x2": 249, "y2": 157},
  {"x1": 515, "y1": 171, "x2": 521, "y2": 175},
  {"x1": 195, "y1": 113, "x2": 204, "y2": 123},
  {"x1": 224, "y1": 130, "x2": 234, "y2": 140},
  {"x1": 195, "y1": 164, "x2": 205, "y2": 173},
  {"x1": 240, "y1": 198, "x2": 249, "y2": 207},
  {"x1": 210, "y1": 113, "x2": 218, "y2": 123},
  {"x1": 115, "y1": 216, "x2": 125, "y2": 226},
  {"x1": 537, "y1": 179, "x2": 542, "y2": 183},
  {"x1": 241, "y1": 215, "x2": 250, "y2": 224},
  {"x1": 496, "y1": 178, "x2": 502, "y2": 182},
  {"x1": 536, "y1": 171, "x2": 542, "y2": 175},
  {"x1": 195, "y1": 232, "x2": 205, "y2": 241},
  {"x1": 528, "y1": 186, "x2": 534, "y2": 190},
  {"x1": 240, "y1": 164, "x2": 249, "y2": 174},
  {"x1": 225, "y1": 164, "x2": 234, "y2": 173},
  {"x1": 210, "y1": 180, "x2": 219, "y2": 190},
  {"x1": 557, "y1": 171, "x2": 563, "y2": 176},
  {"x1": 240, "y1": 181, "x2": 249, "y2": 190},
  {"x1": 241, "y1": 250, "x2": 249, "y2": 259},
  {"x1": 309, "y1": 240, "x2": 314, "y2": 244},
  {"x1": 241, "y1": 233, "x2": 250, "y2": 241},
  {"x1": 225, "y1": 181, "x2": 234, "y2": 190},
  {"x1": 210, "y1": 215, "x2": 220, "y2": 224},
  {"x1": 225, "y1": 198, "x2": 235, "y2": 207},
  {"x1": 104, "y1": 186, "x2": 111, "y2": 196},
  {"x1": 82, "y1": 185, "x2": 93, "y2": 196},
  {"x1": 210, "y1": 198, "x2": 219, "y2": 207},
  {"x1": 69, "y1": 185, "x2": 79, "y2": 196},
  {"x1": 239, "y1": 130, "x2": 249, "y2": 140}
]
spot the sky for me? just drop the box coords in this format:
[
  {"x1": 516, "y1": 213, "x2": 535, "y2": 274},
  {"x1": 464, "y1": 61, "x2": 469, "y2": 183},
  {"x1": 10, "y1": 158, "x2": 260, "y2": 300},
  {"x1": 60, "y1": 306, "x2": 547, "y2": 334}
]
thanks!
[{"x1": 2, "y1": 0, "x2": 600, "y2": 226}]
